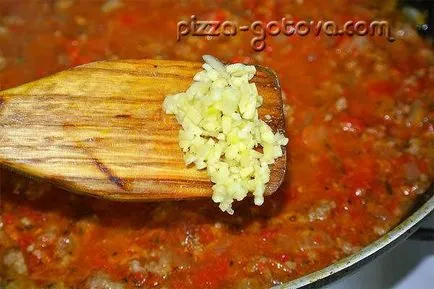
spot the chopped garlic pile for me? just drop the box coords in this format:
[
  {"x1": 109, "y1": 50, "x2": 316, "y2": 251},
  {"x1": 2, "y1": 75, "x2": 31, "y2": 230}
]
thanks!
[{"x1": 163, "y1": 55, "x2": 288, "y2": 214}]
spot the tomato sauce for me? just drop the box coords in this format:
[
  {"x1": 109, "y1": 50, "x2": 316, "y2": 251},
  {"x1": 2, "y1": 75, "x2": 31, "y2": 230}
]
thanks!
[{"x1": 0, "y1": 1, "x2": 433, "y2": 288}]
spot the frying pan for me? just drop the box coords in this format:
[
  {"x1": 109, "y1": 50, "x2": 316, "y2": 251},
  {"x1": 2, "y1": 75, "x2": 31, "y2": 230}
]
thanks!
[{"x1": 278, "y1": 0, "x2": 434, "y2": 287}]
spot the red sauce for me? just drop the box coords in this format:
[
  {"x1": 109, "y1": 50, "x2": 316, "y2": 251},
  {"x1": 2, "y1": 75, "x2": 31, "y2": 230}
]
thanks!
[{"x1": 0, "y1": 1, "x2": 433, "y2": 288}]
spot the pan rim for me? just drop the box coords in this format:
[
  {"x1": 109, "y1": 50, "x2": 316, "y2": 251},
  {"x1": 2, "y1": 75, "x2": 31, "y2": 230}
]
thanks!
[{"x1": 274, "y1": 185, "x2": 434, "y2": 289}]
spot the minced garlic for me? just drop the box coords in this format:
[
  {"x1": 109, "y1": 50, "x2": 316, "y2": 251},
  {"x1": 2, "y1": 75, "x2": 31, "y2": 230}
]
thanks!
[{"x1": 163, "y1": 55, "x2": 288, "y2": 214}]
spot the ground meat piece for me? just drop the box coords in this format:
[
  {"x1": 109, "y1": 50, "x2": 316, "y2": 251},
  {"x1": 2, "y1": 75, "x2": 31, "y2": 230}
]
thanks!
[
  {"x1": 55, "y1": 233, "x2": 75, "y2": 267},
  {"x1": 308, "y1": 200, "x2": 336, "y2": 222},
  {"x1": 373, "y1": 226, "x2": 387, "y2": 236},
  {"x1": 3, "y1": 248, "x2": 28, "y2": 275},
  {"x1": 341, "y1": 242, "x2": 360, "y2": 255},
  {"x1": 129, "y1": 260, "x2": 143, "y2": 273},
  {"x1": 83, "y1": 273, "x2": 125, "y2": 289},
  {"x1": 129, "y1": 251, "x2": 172, "y2": 277},
  {"x1": 406, "y1": 138, "x2": 421, "y2": 156},
  {"x1": 101, "y1": 0, "x2": 123, "y2": 13},
  {"x1": 335, "y1": 97, "x2": 348, "y2": 111},
  {"x1": 145, "y1": 257, "x2": 171, "y2": 276},
  {"x1": 20, "y1": 217, "x2": 32, "y2": 228},
  {"x1": 55, "y1": 0, "x2": 74, "y2": 10},
  {"x1": 403, "y1": 161, "x2": 421, "y2": 182}
]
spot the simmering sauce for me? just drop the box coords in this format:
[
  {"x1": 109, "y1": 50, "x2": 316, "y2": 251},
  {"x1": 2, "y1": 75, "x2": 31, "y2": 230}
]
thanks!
[{"x1": 0, "y1": 1, "x2": 433, "y2": 288}]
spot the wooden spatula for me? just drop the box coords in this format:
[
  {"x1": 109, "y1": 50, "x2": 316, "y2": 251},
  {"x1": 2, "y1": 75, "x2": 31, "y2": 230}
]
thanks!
[{"x1": 0, "y1": 59, "x2": 286, "y2": 201}]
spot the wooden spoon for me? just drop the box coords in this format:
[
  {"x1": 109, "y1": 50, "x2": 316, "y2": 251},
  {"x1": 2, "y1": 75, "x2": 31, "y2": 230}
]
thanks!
[{"x1": 0, "y1": 59, "x2": 286, "y2": 201}]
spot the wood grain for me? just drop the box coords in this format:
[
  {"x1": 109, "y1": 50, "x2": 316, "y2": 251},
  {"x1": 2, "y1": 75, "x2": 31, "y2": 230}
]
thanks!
[{"x1": 0, "y1": 59, "x2": 286, "y2": 201}]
